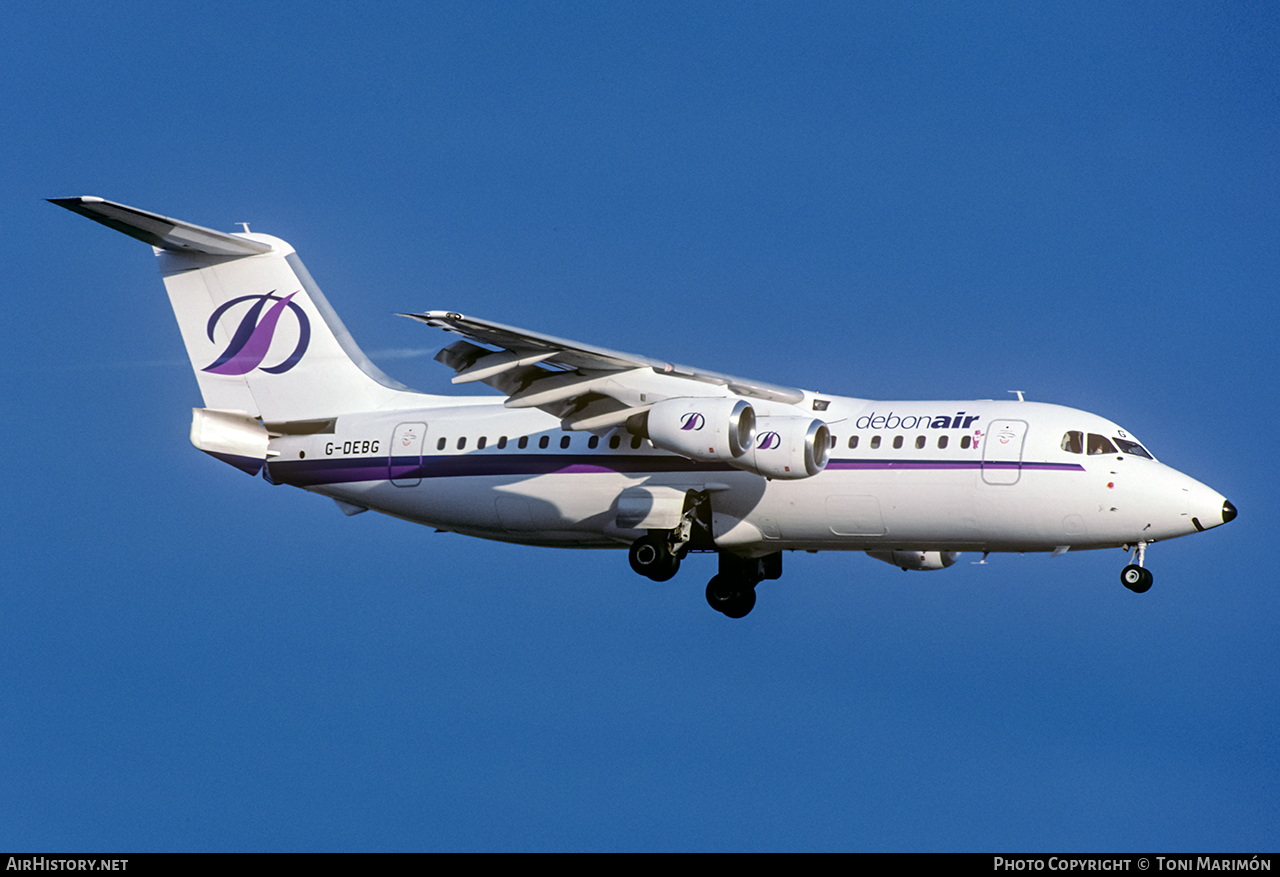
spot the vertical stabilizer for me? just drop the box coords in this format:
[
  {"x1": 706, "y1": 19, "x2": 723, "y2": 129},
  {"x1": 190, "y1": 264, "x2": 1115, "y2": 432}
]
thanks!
[{"x1": 51, "y1": 197, "x2": 432, "y2": 422}]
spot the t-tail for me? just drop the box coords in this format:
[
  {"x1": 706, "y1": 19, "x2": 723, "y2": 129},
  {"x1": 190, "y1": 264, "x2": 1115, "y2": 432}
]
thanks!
[{"x1": 51, "y1": 196, "x2": 432, "y2": 473}]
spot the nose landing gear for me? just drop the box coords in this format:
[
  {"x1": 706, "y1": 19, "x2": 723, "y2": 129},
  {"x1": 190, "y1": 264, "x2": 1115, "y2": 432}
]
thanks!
[{"x1": 1121, "y1": 541, "x2": 1153, "y2": 593}]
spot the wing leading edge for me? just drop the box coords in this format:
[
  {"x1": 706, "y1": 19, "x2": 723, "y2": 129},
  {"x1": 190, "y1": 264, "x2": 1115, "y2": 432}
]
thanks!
[{"x1": 400, "y1": 310, "x2": 806, "y2": 431}]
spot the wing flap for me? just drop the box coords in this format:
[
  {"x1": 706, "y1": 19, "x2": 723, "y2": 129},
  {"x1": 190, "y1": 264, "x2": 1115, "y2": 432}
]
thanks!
[
  {"x1": 505, "y1": 369, "x2": 655, "y2": 409},
  {"x1": 434, "y1": 340, "x2": 561, "y2": 397},
  {"x1": 563, "y1": 401, "x2": 651, "y2": 432},
  {"x1": 451, "y1": 349, "x2": 557, "y2": 384}
]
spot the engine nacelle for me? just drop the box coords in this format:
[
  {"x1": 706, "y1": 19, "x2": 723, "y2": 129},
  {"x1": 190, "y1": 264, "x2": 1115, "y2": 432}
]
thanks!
[
  {"x1": 866, "y1": 550, "x2": 961, "y2": 571},
  {"x1": 732, "y1": 415, "x2": 830, "y2": 480},
  {"x1": 645, "y1": 397, "x2": 755, "y2": 463}
]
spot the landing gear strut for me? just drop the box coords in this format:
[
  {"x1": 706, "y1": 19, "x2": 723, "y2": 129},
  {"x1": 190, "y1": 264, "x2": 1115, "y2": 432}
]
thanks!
[{"x1": 1121, "y1": 541, "x2": 1153, "y2": 593}]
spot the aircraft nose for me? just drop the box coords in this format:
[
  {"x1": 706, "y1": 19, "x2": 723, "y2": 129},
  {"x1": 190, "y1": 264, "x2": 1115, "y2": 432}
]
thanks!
[{"x1": 1182, "y1": 476, "x2": 1235, "y2": 533}]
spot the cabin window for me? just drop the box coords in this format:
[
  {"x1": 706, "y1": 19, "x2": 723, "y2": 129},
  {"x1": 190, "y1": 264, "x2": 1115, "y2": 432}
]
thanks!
[
  {"x1": 960, "y1": 435, "x2": 971, "y2": 449},
  {"x1": 560, "y1": 435, "x2": 571, "y2": 449},
  {"x1": 829, "y1": 434, "x2": 837, "y2": 449},
  {"x1": 1061, "y1": 431, "x2": 1084, "y2": 454},
  {"x1": 437, "y1": 437, "x2": 446, "y2": 451},
  {"x1": 518, "y1": 436, "x2": 529, "y2": 449},
  {"x1": 1087, "y1": 433, "x2": 1117, "y2": 455},
  {"x1": 477, "y1": 436, "x2": 487, "y2": 450},
  {"x1": 588, "y1": 435, "x2": 599, "y2": 449},
  {"x1": 497, "y1": 436, "x2": 507, "y2": 449},
  {"x1": 456, "y1": 437, "x2": 467, "y2": 450},
  {"x1": 870, "y1": 435, "x2": 881, "y2": 449},
  {"x1": 630, "y1": 436, "x2": 642, "y2": 449},
  {"x1": 914, "y1": 435, "x2": 926, "y2": 449},
  {"x1": 848, "y1": 435, "x2": 859, "y2": 449},
  {"x1": 1115, "y1": 438, "x2": 1153, "y2": 459},
  {"x1": 609, "y1": 435, "x2": 621, "y2": 449},
  {"x1": 937, "y1": 435, "x2": 948, "y2": 449},
  {"x1": 892, "y1": 436, "x2": 903, "y2": 450},
  {"x1": 539, "y1": 436, "x2": 550, "y2": 449}
]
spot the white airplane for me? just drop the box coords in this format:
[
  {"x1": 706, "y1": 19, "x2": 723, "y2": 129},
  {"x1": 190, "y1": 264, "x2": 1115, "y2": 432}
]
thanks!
[{"x1": 52, "y1": 196, "x2": 1236, "y2": 617}]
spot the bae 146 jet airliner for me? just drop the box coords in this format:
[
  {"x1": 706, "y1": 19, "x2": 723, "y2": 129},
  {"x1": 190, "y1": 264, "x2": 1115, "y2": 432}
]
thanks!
[{"x1": 52, "y1": 197, "x2": 1236, "y2": 618}]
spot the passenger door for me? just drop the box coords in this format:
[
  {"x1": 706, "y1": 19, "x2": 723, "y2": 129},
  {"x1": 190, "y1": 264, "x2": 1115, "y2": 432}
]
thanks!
[
  {"x1": 981, "y1": 419, "x2": 1027, "y2": 485},
  {"x1": 389, "y1": 422, "x2": 427, "y2": 486}
]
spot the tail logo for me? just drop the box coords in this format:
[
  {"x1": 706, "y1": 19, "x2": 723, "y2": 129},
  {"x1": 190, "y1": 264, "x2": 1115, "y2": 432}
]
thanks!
[{"x1": 202, "y1": 291, "x2": 311, "y2": 376}]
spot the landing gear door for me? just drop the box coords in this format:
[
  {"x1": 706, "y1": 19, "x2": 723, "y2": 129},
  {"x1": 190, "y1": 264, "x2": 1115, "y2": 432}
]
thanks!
[
  {"x1": 390, "y1": 422, "x2": 427, "y2": 487},
  {"x1": 981, "y1": 419, "x2": 1027, "y2": 485},
  {"x1": 615, "y1": 486, "x2": 688, "y2": 530}
]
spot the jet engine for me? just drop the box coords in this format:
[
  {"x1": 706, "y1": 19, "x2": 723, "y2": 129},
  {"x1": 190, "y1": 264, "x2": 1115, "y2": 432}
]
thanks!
[
  {"x1": 643, "y1": 397, "x2": 756, "y2": 463},
  {"x1": 732, "y1": 415, "x2": 830, "y2": 480},
  {"x1": 866, "y1": 550, "x2": 961, "y2": 571}
]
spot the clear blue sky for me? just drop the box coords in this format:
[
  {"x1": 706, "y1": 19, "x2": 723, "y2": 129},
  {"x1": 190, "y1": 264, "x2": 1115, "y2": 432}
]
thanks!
[{"x1": 2, "y1": 2, "x2": 1275, "y2": 851}]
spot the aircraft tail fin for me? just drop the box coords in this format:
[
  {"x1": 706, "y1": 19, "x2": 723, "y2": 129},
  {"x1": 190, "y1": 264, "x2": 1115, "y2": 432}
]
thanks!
[{"x1": 51, "y1": 197, "x2": 431, "y2": 423}]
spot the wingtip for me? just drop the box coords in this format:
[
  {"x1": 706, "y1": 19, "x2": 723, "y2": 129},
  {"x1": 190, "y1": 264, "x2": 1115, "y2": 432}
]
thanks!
[
  {"x1": 48, "y1": 195, "x2": 105, "y2": 206},
  {"x1": 399, "y1": 311, "x2": 461, "y2": 326}
]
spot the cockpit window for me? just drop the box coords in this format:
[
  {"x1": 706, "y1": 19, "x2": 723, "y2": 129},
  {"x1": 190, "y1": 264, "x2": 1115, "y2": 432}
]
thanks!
[
  {"x1": 1087, "y1": 433, "x2": 1118, "y2": 455},
  {"x1": 1114, "y1": 438, "x2": 1153, "y2": 459},
  {"x1": 1061, "y1": 431, "x2": 1084, "y2": 454}
]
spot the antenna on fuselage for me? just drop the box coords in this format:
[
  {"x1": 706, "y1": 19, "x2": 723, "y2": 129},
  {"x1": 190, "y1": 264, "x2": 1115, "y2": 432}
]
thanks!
[
  {"x1": 1007, "y1": 390, "x2": 1026, "y2": 402},
  {"x1": 236, "y1": 222, "x2": 251, "y2": 233}
]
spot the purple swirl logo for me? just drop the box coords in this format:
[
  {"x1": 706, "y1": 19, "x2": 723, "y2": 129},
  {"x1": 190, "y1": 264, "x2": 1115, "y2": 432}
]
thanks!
[
  {"x1": 202, "y1": 291, "x2": 311, "y2": 376},
  {"x1": 680, "y1": 412, "x2": 705, "y2": 431},
  {"x1": 756, "y1": 431, "x2": 781, "y2": 450}
]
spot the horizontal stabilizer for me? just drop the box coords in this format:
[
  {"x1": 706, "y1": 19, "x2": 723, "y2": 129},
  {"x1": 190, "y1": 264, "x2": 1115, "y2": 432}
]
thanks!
[{"x1": 48, "y1": 196, "x2": 272, "y2": 257}]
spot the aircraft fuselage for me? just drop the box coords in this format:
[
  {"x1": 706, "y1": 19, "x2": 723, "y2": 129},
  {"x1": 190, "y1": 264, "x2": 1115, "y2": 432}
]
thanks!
[{"x1": 263, "y1": 396, "x2": 1230, "y2": 557}]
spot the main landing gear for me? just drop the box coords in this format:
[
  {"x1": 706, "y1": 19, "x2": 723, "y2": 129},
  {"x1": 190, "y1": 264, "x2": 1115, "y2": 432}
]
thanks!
[
  {"x1": 627, "y1": 540, "x2": 782, "y2": 619},
  {"x1": 627, "y1": 491, "x2": 708, "y2": 583},
  {"x1": 625, "y1": 491, "x2": 781, "y2": 617},
  {"x1": 705, "y1": 575, "x2": 756, "y2": 618},
  {"x1": 628, "y1": 533, "x2": 682, "y2": 582},
  {"x1": 1121, "y1": 541, "x2": 1153, "y2": 593},
  {"x1": 704, "y1": 552, "x2": 781, "y2": 619}
]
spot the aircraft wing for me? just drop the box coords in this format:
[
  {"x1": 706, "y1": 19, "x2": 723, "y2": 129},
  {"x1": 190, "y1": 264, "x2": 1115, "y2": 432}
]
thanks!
[{"x1": 400, "y1": 310, "x2": 805, "y2": 431}]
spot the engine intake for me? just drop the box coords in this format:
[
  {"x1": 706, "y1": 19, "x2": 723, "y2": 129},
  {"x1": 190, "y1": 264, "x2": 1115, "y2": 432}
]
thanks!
[{"x1": 732, "y1": 415, "x2": 830, "y2": 480}]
